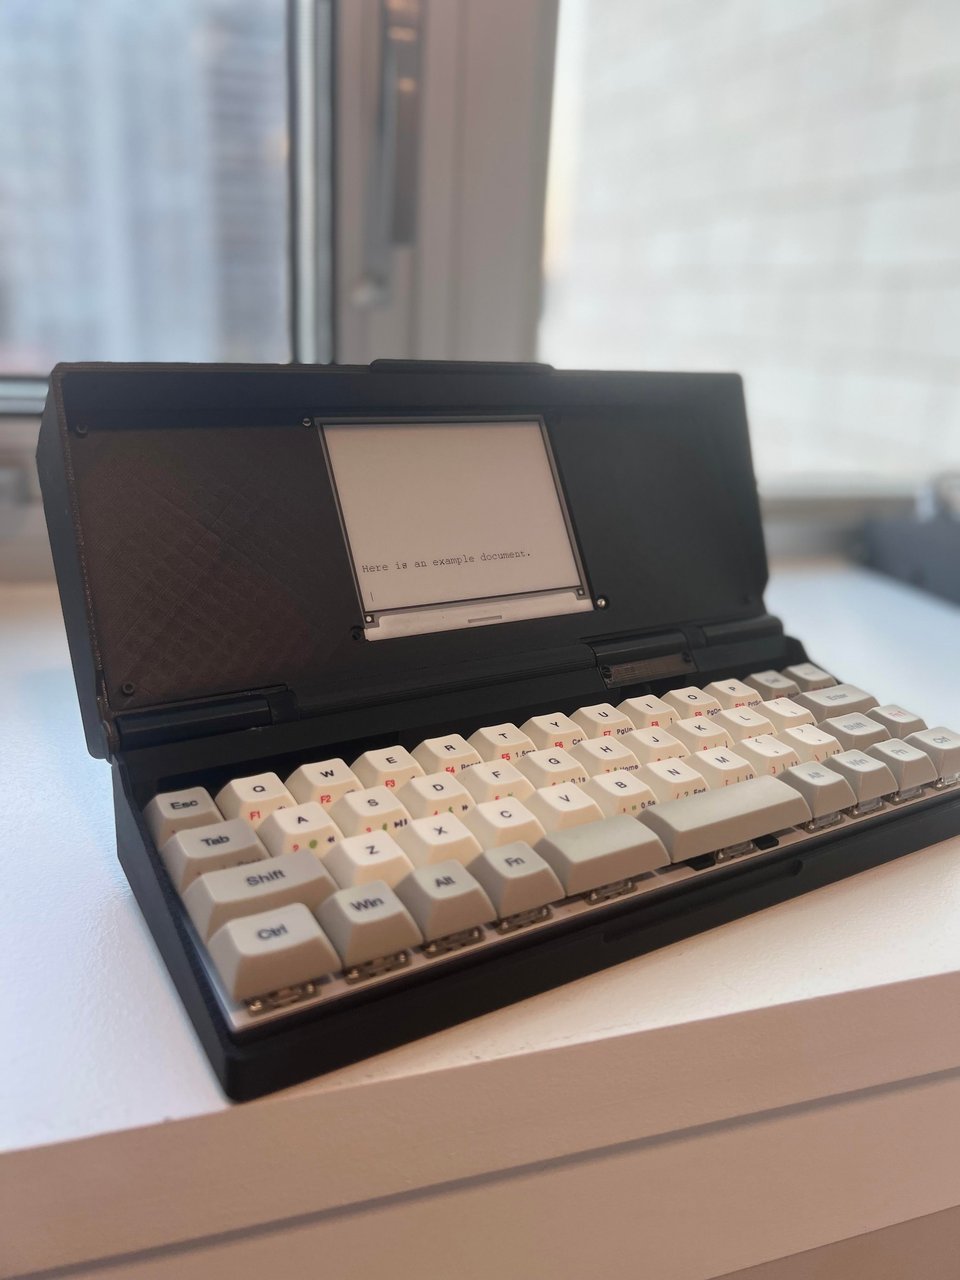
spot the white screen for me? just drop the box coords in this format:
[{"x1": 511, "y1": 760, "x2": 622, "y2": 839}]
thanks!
[{"x1": 323, "y1": 421, "x2": 585, "y2": 615}]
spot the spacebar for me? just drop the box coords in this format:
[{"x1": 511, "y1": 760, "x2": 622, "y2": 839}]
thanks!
[{"x1": 637, "y1": 777, "x2": 812, "y2": 862}]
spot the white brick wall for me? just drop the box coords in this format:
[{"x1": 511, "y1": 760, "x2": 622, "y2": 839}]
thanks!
[{"x1": 539, "y1": 0, "x2": 960, "y2": 484}]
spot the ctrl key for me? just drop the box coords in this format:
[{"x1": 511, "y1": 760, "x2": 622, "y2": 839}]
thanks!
[{"x1": 208, "y1": 904, "x2": 340, "y2": 1003}]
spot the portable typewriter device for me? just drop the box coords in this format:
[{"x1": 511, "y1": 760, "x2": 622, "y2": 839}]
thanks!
[{"x1": 38, "y1": 361, "x2": 960, "y2": 1099}]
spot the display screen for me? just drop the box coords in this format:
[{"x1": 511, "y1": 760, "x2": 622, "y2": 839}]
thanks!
[{"x1": 322, "y1": 420, "x2": 588, "y2": 628}]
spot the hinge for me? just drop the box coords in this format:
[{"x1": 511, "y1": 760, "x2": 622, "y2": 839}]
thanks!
[
  {"x1": 591, "y1": 615, "x2": 786, "y2": 689},
  {"x1": 591, "y1": 630, "x2": 697, "y2": 689},
  {"x1": 114, "y1": 686, "x2": 295, "y2": 751}
]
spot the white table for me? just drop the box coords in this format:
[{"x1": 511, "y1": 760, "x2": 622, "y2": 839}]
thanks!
[{"x1": 3, "y1": 560, "x2": 960, "y2": 1280}]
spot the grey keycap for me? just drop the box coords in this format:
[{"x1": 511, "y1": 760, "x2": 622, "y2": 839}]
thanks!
[
  {"x1": 905, "y1": 728, "x2": 960, "y2": 782},
  {"x1": 826, "y1": 750, "x2": 898, "y2": 807},
  {"x1": 535, "y1": 816, "x2": 668, "y2": 895},
  {"x1": 394, "y1": 861, "x2": 494, "y2": 941},
  {"x1": 317, "y1": 881, "x2": 422, "y2": 967},
  {"x1": 779, "y1": 762, "x2": 857, "y2": 819},
  {"x1": 819, "y1": 714, "x2": 888, "y2": 751},
  {"x1": 208, "y1": 903, "x2": 340, "y2": 1002},
  {"x1": 866, "y1": 740, "x2": 937, "y2": 793},
  {"x1": 795, "y1": 684, "x2": 878, "y2": 719},
  {"x1": 783, "y1": 663, "x2": 836, "y2": 691},
  {"x1": 160, "y1": 818, "x2": 267, "y2": 893},
  {"x1": 467, "y1": 844, "x2": 563, "y2": 917},
  {"x1": 183, "y1": 850, "x2": 338, "y2": 940},
  {"x1": 744, "y1": 670, "x2": 800, "y2": 699},
  {"x1": 870, "y1": 705, "x2": 927, "y2": 739},
  {"x1": 637, "y1": 776, "x2": 811, "y2": 862}
]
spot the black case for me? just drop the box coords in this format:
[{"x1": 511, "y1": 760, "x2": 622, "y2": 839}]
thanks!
[{"x1": 37, "y1": 360, "x2": 960, "y2": 1099}]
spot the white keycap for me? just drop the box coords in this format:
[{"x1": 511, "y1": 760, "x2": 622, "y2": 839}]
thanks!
[
  {"x1": 520, "y1": 712, "x2": 585, "y2": 751},
  {"x1": 160, "y1": 818, "x2": 268, "y2": 893},
  {"x1": 525, "y1": 784, "x2": 603, "y2": 832},
  {"x1": 323, "y1": 831, "x2": 415, "y2": 888},
  {"x1": 467, "y1": 844, "x2": 563, "y2": 917},
  {"x1": 397, "y1": 772, "x2": 475, "y2": 819},
  {"x1": 317, "y1": 881, "x2": 422, "y2": 968},
  {"x1": 459, "y1": 761, "x2": 534, "y2": 803},
  {"x1": 639, "y1": 776, "x2": 811, "y2": 862},
  {"x1": 571, "y1": 703, "x2": 634, "y2": 737},
  {"x1": 671, "y1": 717, "x2": 734, "y2": 753},
  {"x1": 285, "y1": 758, "x2": 361, "y2": 807},
  {"x1": 779, "y1": 762, "x2": 856, "y2": 820},
  {"x1": 662, "y1": 686, "x2": 722, "y2": 718},
  {"x1": 820, "y1": 714, "x2": 888, "y2": 751},
  {"x1": 327, "y1": 786, "x2": 411, "y2": 836},
  {"x1": 461, "y1": 798, "x2": 546, "y2": 848},
  {"x1": 514, "y1": 748, "x2": 589, "y2": 788},
  {"x1": 795, "y1": 684, "x2": 878, "y2": 718},
  {"x1": 183, "y1": 850, "x2": 338, "y2": 940},
  {"x1": 568, "y1": 736, "x2": 641, "y2": 775},
  {"x1": 257, "y1": 803, "x2": 342, "y2": 858},
  {"x1": 870, "y1": 705, "x2": 927, "y2": 739},
  {"x1": 581, "y1": 769, "x2": 658, "y2": 816},
  {"x1": 638, "y1": 758, "x2": 709, "y2": 803},
  {"x1": 352, "y1": 745, "x2": 423, "y2": 790},
  {"x1": 394, "y1": 861, "x2": 494, "y2": 942},
  {"x1": 536, "y1": 816, "x2": 669, "y2": 895},
  {"x1": 778, "y1": 723, "x2": 842, "y2": 764},
  {"x1": 208, "y1": 903, "x2": 340, "y2": 1002},
  {"x1": 690, "y1": 747, "x2": 757, "y2": 789},
  {"x1": 783, "y1": 663, "x2": 836, "y2": 691},
  {"x1": 736, "y1": 734, "x2": 802, "y2": 776},
  {"x1": 703, "y1": 679, "x2": 762, "y2": 710},
  {"x1": 866, "y1": 740, "x2": 937, "y2": 793},
  {"x1": 412, "y1": 734, "x2": 482, "y2": 775},
  {"x1": 827, "y1": 750, "x2": 898, "y2": 808},
  {"x1": 394, "y1": 813, "x2": 483, "y2": 868},
  {"x1": 467, "y1": 723, "x2": 535, "y2": 763},
  {"x1": 618, "y1": 694, "x2": 677, "y2": 729},
  {"x1": 760, "y1": 697, "x2": 815, "y2": 731},
  {"x1": 145, "y1": 787, "x2": 222, "y2": 848},
  {"x1": 622, "y1": 727, "x2": 689, "y2": 764},
  {"x1": 215, "y1": 773, "x2": 296, "y2": 828},
  {"x1": 905, "y1": 727, "x2": 960, "y2": 783},
  {"x1": 744, "y1": 669, "x2": 800, "y2": 698},
  {"x1": 716, "y1": 707, "x2": 775, "y2": 741}
]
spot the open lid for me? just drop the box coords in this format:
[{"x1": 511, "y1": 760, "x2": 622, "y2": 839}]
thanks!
[{"x1": 38, "y1": 361, "x2": 770, "y2": 759}]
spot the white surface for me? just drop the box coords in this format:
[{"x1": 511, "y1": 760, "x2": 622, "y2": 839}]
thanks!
[{"x1": 2, "y1": 560, "x2": 960, "y2": 1277}]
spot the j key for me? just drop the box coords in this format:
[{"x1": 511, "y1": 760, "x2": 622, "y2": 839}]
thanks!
[
  {"x1": 286, "y1": 758, "x2": 361, "y2": 807},
  {"x1": 257, "y1": 803, "x2": 342, "y2": 858},
  {"x1": 215, "y1": 773, "x2": 296, "y2": 829},
  {"x1": 514, "y1": 748, "x2": 589, "y2": 788},
  {"x1": 870, "y1": 705, "x2": 927, "y2": 739},
  {"x1": 867, "y1": 740, "x2": 937, "y2": 794},
  {"x1": 145, "y1": 787, "x2": 222, "y2": 848},
  {"x1": 905, "y1": 728, "x2": 960, "y2": 783},
  {"x1": 744, "y1": 670, "x2": 800, "y2": 699},
  {"x1": 690, "y1": 747, "x2": 757, "y2": 788},
  {"x1": 778, "y1": 724, "x2": 842, "y2": 764},
  {"x1": 184, "y1": 850, "x2": 338, "y2": 940},
  {"x1": 622, "y1": 727, "x2": 689, "y2": 764},
  {"x1": 536, "y1": 816, "x2": 669, "y2": 896},
  {"x1": 412, "y1": 734, "x2": 482, "y2": 775},
  {"x1": 662, "y1": 686, "x2": 721, "y2": 718},
  {"x1": 826, "y1": 750, "x2": 898, "y2": 809},
  {"x1": 618, "y1": 694, "x2": 677, "y2": 729},
  {"x1": 352, "y1": 746, "x2": 423, "y2": 790},
  {"x1": 638, "y1": 758, "x2": 709, "y2": 803},
  {"x1": 397, "y1": 772, "x2": 475, "y2": 819},
  {"x1": 716, "y1": 707, "x2": 774, "y2": 741},
  {"x1": 462, "y1": 798, "x2": 546, "y2": 848},
  {"x1": 571, "y1": 703, "x2": 634, "y2": 738},
  {"x1": 317, "y1": 881, "x2": 422, "y2": 968},
  {"x1": 394, "y1": 861, "x2": 494, "y2": 942},
  {"x1": 783, "y1": 663, "x2": 836, "y2": 691},
  {"x1": 525, "y1": 784, "x2": 604, "y2": 832},
  {"x1": 820, "y1": 714, "x2": 888, "y2": 751},
  {"x1": 460, "y1": 761, "x2": 534, "y2": 803},
  {"x1": 703, "y1": 679, "x2": 762, "y2": 710},
  {"x1": 521, "y1": 712, "x2": 585, "y2": 751},
  {"x1": 581, "y1": 769, "x2": 658, "y2": 816},
  {"x1": 639, "y1": 776, "x2": 811, "y2": 862},
  {"x1": 160, "y1": 818, "x2": 267, "y2": 893},
  {"x1": 323, "y1": 831, "x2": 415, "y2": 889},
  {"x1": 760, "y1": 697, "x2": 816, "y2": 732},
  {"x1": 208, "y1": 903, "x2": 340, "y2": 1002},
  {"x1": 394, "y1": 813, "x2": 483, "y2": 868},
  {"x1": 467, "y1": 844, "x2": 563, "y2": 918},
  {"x1": 779, "y1": 762, "x2": 856, "y2": 821},
  {"x1": 671, "y1": 717, "x2": 734, "y2": 753},
  {"x1": 795, "y1": 684, "x2": 878, "y2": 719},
  {"x1": 467, "y1": 723, "x2": 535, "y2": 763},
  {"x1": 569, "y1": 737, "x2": 641, "y2": 774},
  {"x1": 736, "y1": 734, "x2": 802, "y2": 777},
  {"x1": 326, "y1": 787, "x2": 411, "y2": 837}
]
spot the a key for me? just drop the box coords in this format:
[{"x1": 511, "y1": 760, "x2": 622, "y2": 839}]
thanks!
[
  {"x1": 779, "y1": 762, "x2": 857, "y2": 822},
  {"x1": 638, "y1": 776, "x2": 811, "y2": 862},
  {"x1": 525, "y1": 784, "x2": 604, "y2": 832},
  {"x1": 467, "y1": 723, "x2": 535, "y2": 763},
  {"x1": 869, "y1": 705, "x2": 927, "y2": 738},
  {"x1": 326, "y1": 787, "x2": 411, "y2": 836},
  {"x1": 215, "y1": 773, "x2": 296, "y2": 829},
  {"x1": 208, "y1": 903, "x2": 341, "y2": 1002},
  {"x1": 906, "y1": 728, "x2": 960, "y2": 784},
  {"x1": 183, "y1": 850, "x2": 338, "y2": 940},
  {"x1": 323, "y1": 831, "x2": 415, "y2": 888},
  {"x1": 317, "y1": 881, "x2": 422, "y2": 968},
  {"x1": 671, "y1": 717, "x2": 734, "y2": 753},
  {"x1": 703, "y1": 679, "x2": 762, "y2": 710},
  {"x1": 397, "y1": 772, "x2": 475, "y2": 819},
  {"x1": 744, "y1": 669, "x2": 800, "y2": 698},
  {"x1": 826, "y1": 750, "x2": 897, "y2": 811},
  {"x1": 715, "y1": 707, "x2": 774, "y2": 741},
  {"x1": 569, "y1": 737, "x2": 641, "y2": 774},
  {"x1": 285, "y1": 758, "x2": 361, "y2": 807},
  {"x1": 638, "y1": 758, "x2": 709, "y2": 803},
  {"x1": 622, "y1": 727, "x2": 689, "y2": 764},
  {"x1": 736, "y1": 734, "x2": 802, "y2": 776},
  {"x1": 412, "y1": 734, "x2": 482, "y2": 775},
  {"x1": 514, "y1": 748, "x2": 589, "y2": 788},
  {"x1": 394, "y1": 861, "x2": 494, "y2": 943},
  {"x1": 618, "y1": 694, "x2": 677, "y2": 729},
  {"x1": 777, "y1": 723, "x2": 842, "y2": 764},
  {"x1": 760, "y1": 697, "x2": 816, "y2": 731},
  {"x1": 820, "y1": 714, "x2": 888, "y2": 751},
  {"x1": 160, "y1": 818, "x2": 268, "y2": 893},
  {"x1": 783, "y1": 663, "x2": 836, "y2": 691},
  {"x1": 662, "y1": 686, "x2": 721, "y2": 718},
  {"x1": 352, "y1": 746, "x2": 423, "y2": 790},
  {"x1": 467, "y1": 844, "x2": 563, "y2": 919},
  {"x1": 571, "y1": 703, "x2": 634, "y2": 738},
  {"x1": 866, "y1": 740, "x2": 937, "y2": 795},
  {"x1": 536, "y1": 816, "x2": 669, "y2": 895},
  {"x1": 145, "y1": 787, "x2": 222, "y2": 848},
  {"x1": 581, "y1": 769, "x2": 658, "y2": 816},
  {"x1": 459, "y1": 761, "x2": 534, "y2": 803},
  {"x1": 689, "y1": 747, "x2": 757, "y2": 788},
  {"x1": 394, "y1": 813, "x2": 483, "y2": 868},
  {"x1": 795, "y1": 684, "x2": 878, "y2": 718},
  {"x1": 461, "y1": 798, "x2": 546, "y2": 848},
  {"x1": 520, "y1": 712, "x2": 585, "y2": 751},
  {"x1": 257, "y1": 803, "x2": 342, "y2": 858}
]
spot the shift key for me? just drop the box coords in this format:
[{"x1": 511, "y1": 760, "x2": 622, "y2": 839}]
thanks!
[
  {"x1": 184, "y1": 850, "x2": 337, "y2": 940},
  {"x1": 638, "y1": 776, "x2": 811, "y2": 862}
]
